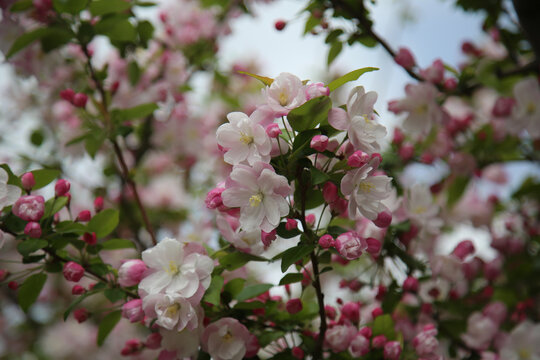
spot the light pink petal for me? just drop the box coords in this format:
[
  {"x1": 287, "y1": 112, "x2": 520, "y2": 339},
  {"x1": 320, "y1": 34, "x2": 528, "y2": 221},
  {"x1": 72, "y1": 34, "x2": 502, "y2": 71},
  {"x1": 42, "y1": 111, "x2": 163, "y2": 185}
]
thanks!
[{"x1": 328, "y1": 107, "x2": 349, "y2": 130}]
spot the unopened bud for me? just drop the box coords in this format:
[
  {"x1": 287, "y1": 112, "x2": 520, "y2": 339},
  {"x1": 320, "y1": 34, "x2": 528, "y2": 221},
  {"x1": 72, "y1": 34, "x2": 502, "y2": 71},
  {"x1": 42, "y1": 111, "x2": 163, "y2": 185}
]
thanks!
[{"x1": 21, "y1": 172, "x2": 35, "y2": 191}]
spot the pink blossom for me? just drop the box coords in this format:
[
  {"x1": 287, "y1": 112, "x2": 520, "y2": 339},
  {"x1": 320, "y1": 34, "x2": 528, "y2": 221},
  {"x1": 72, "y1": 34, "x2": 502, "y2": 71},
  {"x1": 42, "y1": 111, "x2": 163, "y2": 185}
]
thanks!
[
  {"x1": 265, "y1": 123, "x2": 282, "y2": 138},
  {"x1": 145, "y1": 333, "x2": 162, "y2": 349},
  {"x1": 325, "y1": 324, "x2": 356, "y2": 352},
  {"x1": 365, "y1": 237, "x2": 381, "y2": 255},
  {"x1": 452, "y1": 240, "x2": 475, "y2": 260},
  {"x1": 222, "y1": 162, "x2": 290, "y2": 232},
  {"x1": 216, "y1": 213, "x2": 265, "y2": 255},
  {"x1": 264, "y1": 72, "x2": 306, "y2": 116},
  {"x1": 143, "y1": 293, "x2": 200, "y2": 331},
  {"x1": 413, "y1": 325, "x2": 440, "y2": 358},
  {"x1": 373, "y1": 210, "x2": 392, "y2": 228},
  {"x1": 384, "y1": 341, "x2": 402, "y2": 360},
  {"x1": 322, "y1": 182, "x2": 338, "y2": 203},
  {"x1": 202, "y1": 318, "x2": 250, "y2": 360},
  {"x1": 482, "y1": 302, "x2": 507, "y2": 326},
  {"x1": 285, "y1": 218, "x2": 297, "y2": 230},
  {"x1": 122, "y1": 299, "x2": 144, "y2": 323},
  {"x1": 205, "y1": 186, "x2": 226, "y2": 210},
  {"x1": 12, "y1": 195, "x2": 45, "y2": 221},
  {"x1": 305, "y1": 82, "x2": 329, "y2": 99},
  {"x1": 349, "y1": 332, "x2": 370, "y2": 356},
  {"x1": 21, "y1": 172, "x2": 35, "y2": 190},
  {"x1": 118, "y1": 259, "x2": 147, "y2": 287},
  {"x1": 341, "y1": 302, "x2": 360, "y2": 323},
  {"x1": 24, "y1": 222, "x2": 41, "y2": 238},
  {"x1": 461, "y1": 312, "x2": 498, "y2": 350},
  {"x1": 499, "y1": 321, "x2": 540, "y2": 359},
  {"x1": 74, "y1": 308, "x2": 89, "y2": 323},
  {"x1": 420, "y1": 59, "x2": 445, "y2": 83},
  {"x1": 310, "y1": 135, "x2": 329, "y2": 152},
  {"x1": 394, "y1": 47, "x2": 416, "y2": 69},
  {"x1": 286, "y1": 299, "x2": 303, "y2": 314},
  {"x1": 63, "y1": 261, "x2": 84, "y2": 282},
  {"x1": 335, "y1": 232, "x2": 367, "y2": 260},
  {"x1": 372, "y1": 335, "x2": 387, "y2": 348},
  {"x1": 319, "y1": 234, "x2": 334, "y2": 248}
]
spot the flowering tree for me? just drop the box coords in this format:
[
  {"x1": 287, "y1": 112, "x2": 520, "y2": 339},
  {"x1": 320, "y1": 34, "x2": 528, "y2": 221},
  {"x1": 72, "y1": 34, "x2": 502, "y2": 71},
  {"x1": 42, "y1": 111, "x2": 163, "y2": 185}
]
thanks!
[{"x1": 0, "y1": 0, "x2": 539, "y2": 359}]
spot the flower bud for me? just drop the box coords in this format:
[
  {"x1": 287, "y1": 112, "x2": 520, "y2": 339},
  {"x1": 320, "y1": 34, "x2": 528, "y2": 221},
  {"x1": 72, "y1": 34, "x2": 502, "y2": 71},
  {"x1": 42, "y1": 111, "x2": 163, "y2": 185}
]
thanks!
[
  {"x1": 372, "y1": 335, "x2": 387, "y2": 348},
  {"x1": 359, "y1": 327, "x2": 372, "y2": 338},
  {"x1": 60, "y1": 88, "x2": 75, "y2": 103},
  {"x1": 13, "y1": 195, "x2": 45, "y2": 222},
  {"x1": 74, "y1": 308, "x2": 89, "y2": 323},
  {"x1": 8, "y1": 281, "x2": 18, "y2": 290},
  {"x1": 292, "y1": 347, "x2": 304, "y2": 359},
  {"x1": 335, "y1": 232, "x2": 366, "y2": 260},
  {"x1": 73, "y1": 93, "x2": 88, "y2": 108},
  {"x1": 82, "y1": 232, "x2": 97, "y2": 246},
  {"x1": 444, "y1": 77, "x2": 458, "y2": 91},
  {"x1": 371, "y1": 307, "x2": 383, "y2": 319},
  {"x1": 305, "y1": 214, "x2": 316, "y2": 227},
  {"x1": 305, "y1": 82, "x2": 329, "y2": 100},
  {"x1": 347, "y1": 150, "x2": 370, "y2": 167},
  {"x1": 77, "y1": 210, "x2": 91, "y2": 222},
  {"x1": 341, "y1": 302, "x2": 360, "y2": 323},
  {"x1": 383, "y1": 341, "x2": 402, "y2": 360},
  {"x1": 365, "y1": 237, "x2": 381, "y2": 256},
  {"x1": 21, "y1": 172, "x2": 35, "y2": 191},
  {"x1": 492, "y1": 96, "x2": 515, "y2": 117},
  {"x1": 398, "y1": 143, "x2": 414, "y2": 161},
  {"x1": 373, "y1": 210, "x2": 392, "y2": 228},
  {"x1": 121, "y1": 339, "x2": 143, "y2": 356},
  {"x1": 72, "y1": 284, "x2": 86, "y2": 295},
  {"x1": 24, "y1": 222, "x2": 42, "y2": 238},
  {"x1": 205, "y1": 187, "x2": 225, "y2": 209},
  {"x1": 322, "y1": 182, "x2": 338, "y2": 204},
  {"x1": 54, "y1": 179, "x2": 70, "y2": 197},
  {"x1": 286, "y1": 298, "x2": 303, "y2": 314},
  {"x1": 265, "y1": 123, "x2": 282, "y2": 138},
  {"x1": 122, "y1": 299, "x2": 144, "y2": 323},
  {"x1": 350, "y1": 333, "x2": 370, "y2": 356},
  {"x1": 118, "y1": 259, "x2": 147, "y2": 287},
  {"x1": 63, "y1": 261, "x2": 85, "y2": 282},
  {"x1": 261, "y1": 229, "x2": 276, "y2": 248},
  {"x1": 403, "y1": 276, "x2": 419, "y2": 292},
  {"x1": 285, "y1": 218, "x2": 298, "y2": 231},
  {"x1": 392, "y1": 128, "x2": 404, "y2": 145},
  {"x1": 318, "y1": 234, "x2": 334, "y2": 249},
  {"x1": 94, "y1": 196, "x2": 104, "y2": 212},
  {"x1": 325, "y1": 305, "x2": 336, "y2": 319},
  {"x1": 274, "y1": 20, "x2": 286, "y2": 31},
  {"x1": 310, "y1": 135, "x2": 328, "y2": 152},
  {"x1": 145, "y1": 333, "x2": 162, "y2": 349},
  {"x1": 0, "y1": 269, "x2": 8, "y2": 281},
  {"x1": 394, "y1": 47, "x2": 415, "y2": 69},
  {"x1": 452, "y1": 240, "x2": 475, "y2": 260}
]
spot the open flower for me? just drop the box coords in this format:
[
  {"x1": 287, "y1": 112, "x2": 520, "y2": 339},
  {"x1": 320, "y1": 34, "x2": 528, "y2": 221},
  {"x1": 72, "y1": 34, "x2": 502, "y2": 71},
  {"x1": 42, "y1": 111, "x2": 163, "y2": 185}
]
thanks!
[
  {"x1": 139, "y1": 238, "x2": 214, "y2": 301},
  {"x1": 202, "y1": 318, "x2": 251, "y2": 360},
  {"x1": 222, "y1": 162, "x2": 290, "y2": 232},
  {"x1": 143, "y1": 293, "x2": 200, "y2": 331},
  {"x1": 264, "y1": 72, "x2": 306, "y2": 116},
  {"x1": 216, "y1": 112, "x2": 271, "y2": 165},
  {"x1": 0, "y1": 168, "x2": 21, "y2": 210}
]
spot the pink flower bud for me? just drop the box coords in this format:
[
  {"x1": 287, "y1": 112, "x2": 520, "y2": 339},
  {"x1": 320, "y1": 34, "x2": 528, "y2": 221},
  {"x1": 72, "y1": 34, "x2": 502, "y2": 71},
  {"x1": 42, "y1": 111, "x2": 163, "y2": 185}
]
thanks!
[
  {"x1": 398, "y1": 143, "x2": 414, "y2": 161},
  {"x1": 21, "y1": 172, "x2": 35, "y2": 191},
  {"x1": 245, "y1": 334, "x2": 260, "y2": 358},
  {"x1": 347, "y1": 150, "x2": 370, "y2": 167},
  {"x1": 305, "y1": 214, "x2": 316, "y2": 227},
  {"x1": 310, "y1": 135, "x2": 329, "y2": 152},
  {"x1": 341, "y1": 302, "x2": 360, "y2": 323},
  {"x1": 73, "y1": 93, "x2": 88, "y2": 108},
  {"x1": 122, "y1": 299, "x2": 144, "y2": 323},
  {"x1": 261, "y1": 229, "x2": 276, "y2": 248},
  {"x1": 55, "y1": 179, "x2": 70, "y2": 197},
  {"x1": 63, "y1": 261, "x2": 85, "y2": 282},
  {"x1": 376, "y1": 285, "x2": 387, "y2": 301},
  {"x1": 145, "y1": 333, "x2": 162, "y2": 349},
  {"x1": 452, "y1": 240, "x2": 475, "y2": 260},
  {"x1": 372, "y1": 335, "x2": 387, "y2": 348},
  {"x1": 325, "y1": 305, "x2": 336, "y2": 319},
  {"x1": 335, "y1": 232, "x2": 366, "y2": 260},
  {"x1": 286, "y1": 298, "x2": 303, "y2": 314},
  {"x1": 350, "y1": 333, "x2": 370, "y2": 356},
  {"x1": 60, "y1": 88, "x2": 75, "y2": 103},
  {"x1": 24, "y1": 222, "x2": 42, "y2": 238},
  {"x1": 94, "y1": 196, "x2": 104, "y2": 212},
  {"x1": 77, "y1": 210, "x2": 91, "y2": 222},
  {"x1": 359, "y1": 327, "x2": 372, "y2": 338},
  {"x1": 82, "y1": 232, "x2": 97, "y2": 246},
  {"x1": 72, "y1": 284, "x2": 85, "y2": 295},
  {"x1": 420, "y1": 59, "x2": 445, "y2": 84},
  {"x1": 365, "y1": 237, "x2": 381, "y2": 256},
  {"x1": 383, "y1": 341, "x2": 402, "y2": 360},
  {"x1": 492, "y1": 96, "x2": 515, "y2": 117},
  {"x1": 394, "y1": 47, "x2": 415, "y2": 69},
  {"x1": 392, "y1": 128, "x2": 404, "y2": 145},
  {"x1": 292, "y1": 347, "x2": 304, "y2": 359},
  {"x1": 322, "y1": 182, "x2": 338, "y2": 204},
  {"x1": 121, "y1": 339, "x2": 143, "y2": 356},
  {"x1": 0, "y1": 269, "x2": 8, "y2": 281},
  {"x1": 318, "y1": 234, "x2": 334, "y2": 249},
  {"x1": 371, "y1": 307, "x2": 383, "y2": 319},
  {"x1": 285, "y1": 218, "x2": 298, "y2": 231},
  {"x1": 330, "y1": 198, "x2": 348, "y2": 215},
  {"x1": 373, "y1": 211, "x2": 392, "y2": 228},
  {"x1": 8, "y1": 281, "x2": 18, "y2": 290},
  {"x1": 274, "y1": 20, "x2": 286, "y2": 31},
  {"x1": 348, "y1": 279, "x2": 363, "y2": 291},
  {"x1": 305, "y1": 82, "x2": 329, "y2": 100},
  {"x1": 266, "y1": 123, "x2": 282, "y2": 138},
  {"x1": 483, "y1": 301, "x2": 507, "y2": 326},
  {"x1": 74, "y1": 308, "x2": 89, "y2": 323},
  {"x1": 444, "y1": 77, "x2": 458, "y2": 91},
  {"x1": 206, "y1": 187, "x2": 225, "y2": 209},
  {"x1": 13, "y1": 195, "x2": 45, "y2": 221},
  {"x1": 118, "y1": 259, "x2": 147, "y2": 287},
  {"x1": 403, "y1": 276, "x2": 419, "y2": 292},
  {"x1": 484, "y1": 257, "x2": 502, "y2": 281}
]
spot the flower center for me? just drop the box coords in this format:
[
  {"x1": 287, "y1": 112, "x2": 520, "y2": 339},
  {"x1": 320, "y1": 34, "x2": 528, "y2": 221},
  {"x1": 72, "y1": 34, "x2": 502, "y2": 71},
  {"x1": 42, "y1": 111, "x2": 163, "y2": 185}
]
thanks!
[
  {"x1": 519, "y1": 348, "x2": 531, "y2": 359},
  {"x1": 414, "y1": 206, "x2": 427, "y2": 215},
  {"x1": 279, "y1": 92, "x2": 288, "y2": 106},
  {"x1": 166, "y1": 260, "x2": 179, "y2": 275},
  {"x1": 239, "y1": 132, "x2": 254, "y2": 145},
  {"x1": 416, "y1": 103, "x2": 428, "y2": 114},
  {"x1": 362, "y1": 114, "x2": 370, "y2": 124},
  {"x1": 249, "y1": 193, "x2": 263, "y2": 207},
  {"x1": 358, "y1": 181, "x2": 374, "y2": 193},
  {"x1": 165, "y1": 303, "x2": 181, "y2": 317},
  {"x1": 526, "y1": 102, "x2": 536, "y2": 115},
  {"x1": 223, "y1": 331, "x2": 233, "y2": 341}
]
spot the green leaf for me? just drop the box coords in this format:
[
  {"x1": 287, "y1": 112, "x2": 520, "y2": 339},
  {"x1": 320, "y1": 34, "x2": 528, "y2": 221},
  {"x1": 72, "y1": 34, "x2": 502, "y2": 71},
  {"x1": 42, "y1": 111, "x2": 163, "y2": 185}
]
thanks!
[
  {"x1": 287, "y1": 96, "x2": 332, "y2": 132},
  {"x1": 55, "y1": 221, "x2": 87, "y2": 235},
  {"x1": 30, "y1": 168, "x2": 60, "y2": 190},
  {"x1": 236, "y1": 283, "x2": 273, "y2": 302},
  {"x1": 234, "y1": 301, "x2": 265, "y2": 309},
  {"x1": 224, "y1": 278, "x2": 245, "y2": 299},
  {"x1": 276, "y1": 222, "x2": 301, "y2": 239},
  {"x1": 6, "y1": 28, "x2": 55, "y2": 59},
  {"x1": 10, "y1": 0, "x2": 33, "y2": 12},
  {"x1": 236, "y1": 71, "x2": 273, "y2": 86},
  {"x1": 17, "y1": 239, "x2": 48, "y2": 256},
  {"x1": 95, "y1": 17, "x2": 137, "y2": 42},
  {"x1": 53, "y1": 0, "x2": 88, "y2": 14},
  {"x1": 327, "y1": 41, "x2": 343, "y2": 66},
  {"x1": 127, "y1": 61, "x2": 141, "y2": 86},
  {"x1": 446, "y1": 176, "x2": 470, "y2": 208},
  {"x1": 84, "y1": 131, "x2": 105, "y2": 158},
  {"x1": 136, "y1": 20, "x2": 154, "y2": 46},
  {"x1": 44, "y1": 196, "x2": 69, "y2": 217},
  {"x1": 87, "y1": 208, "x2": 119, "y2": 238},
  {"x1": 280, "y1": 244, "x2": 315, "y2": 272},
  {"x1": 203, "y1": 275, "x2": 224, "y2": 306},
  {"x1": 0, "y1": 164, "x2": 23, "y2": 188},
  {"x1": 97, "y1": 310, "x2": 122, "y2": 346},
  {"x1": 372, "y1": 314, "x2": 396, "y2": 339},
  {"x1": 278, "y1": 273, "x2": 304, "y2": 285},
  {"x1": 101, "y1": 238, "x2": 136, "y2": 250},
  {"x1": 89, "y1": 0, "x2": 131, "y2": 16},
  {"x1": 104, "y1": 288, "x2": 125, "y2": 303},
  {"x1": 112, "y1": 103, "x2": 158, "y2": 122},
  {"x1": 64, "y1": 290, "x2": 98, "y2": 320},
  {"x1": 310, "y1": 166, "x2": 330, "y2": 185},
  {"x1": 18, "y1": 273, "x2": 47, "y2": 312},
  {"x1": 219, "y1": 252, "x2": 268, "y2": 271},
  {"x1": 259, "y1": 330, "x2": 286, "y2": 347},
  {"x1": 303, "y1": 15, "x2": 320, "y2": 34},
  {"x1": 41, "y1": 28, "x2": 73, "y2": 52},
  {"x1": 327, "y1": 67, "x2": 379, "y2": 92},
  {"x1": 325, "y1": 29, "x2": 343, "y2": 44}
]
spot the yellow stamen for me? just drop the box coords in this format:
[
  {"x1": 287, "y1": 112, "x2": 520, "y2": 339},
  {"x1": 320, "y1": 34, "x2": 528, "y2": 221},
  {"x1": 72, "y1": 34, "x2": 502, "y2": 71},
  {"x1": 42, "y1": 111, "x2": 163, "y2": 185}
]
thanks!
[
  {"x1": 165, "y1": 303, "x2": 180, "y2": 317},
  {"x1": 416, "y1": 104, "x2": 428, "y2": 114},
  {"x1": 249, "y1": 193, "x2": 263, "y2": 207},
  {"x1": 526, "y1": 102, "x2": 536, "y2": 115},
  {"x1": 239, "y1": 132, "x2": 254, "y2": 145},
  {"x1": 166, "y1": 260, "x2": 179, "y2": 275},
  {"x1": 518, "y1": 349, "x2": 531, "y2": 359},
  {"x1": 358, "y1": 182, "x2": 374, "y2": 193},
  {"x1": 279, "y1": 92, "x2": 288, "y2": 106},
  {"x1": 223, "y1": 331, "x2": 233, "y2": 341},
  {"x1": 362, "y1": 114, "x2": 371, "y2": 124},
  {"x1": 414, "y1": 206, "x2": 427, "y2": 215}
]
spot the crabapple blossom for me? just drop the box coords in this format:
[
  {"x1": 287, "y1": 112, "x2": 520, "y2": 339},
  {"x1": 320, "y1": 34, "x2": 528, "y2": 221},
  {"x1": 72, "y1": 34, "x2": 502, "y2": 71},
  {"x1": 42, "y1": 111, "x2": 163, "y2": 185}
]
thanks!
[
  {"x1": 305, "y1": 82, "x2": 330, "y2": 99},
  {"x1": 12, "y1": 195, "x2": 45, "y2": 221},
  {"x1": 139, "y1": 238, "x2": 214, "y2": 301},
  {"x1": 499, "y1": 321, "x2": 540, "y2": 360},
  {"x1": 286, "y1": 298, "x2": 303, "y2": 314},
  {"x1": 461, "y1": 312, "x2": 498, "y2": 350},
  {"x1": 216, "y1": 213, "x2": 265, "y2": 255},
  {"x1": 143, "y1": 293, "x2": 199, "y2": 331},
  {"x1": 264, "y1": 72, "x2": 306, "y2": 116},
  {"x1": 221, "y1": 162, "x2": 290, "y2": 233},
  {"x1": 0, "y1": 168, "x2": 21, "y2": 209},
  {"x1": 349, "y1": 332, "x2": 370, "y2": 357},
  {"x1": 24, "y1": 222, "x2": 41, "y2": 238},
  {"x1": 394, "y1": 47, "x2": 416, "y2": 69},
  {"x1": 384, "y1": 341, "x2": 402, "y2": 360},
  {"x1": 510, "y1": 77, "x2": 540, "y2": 138},
  {"x1": 404, "y1": 183, "x2": 442, "y2": 234},
  {"x1": 325, "y1": 324, "x2": 356, "y2": 352},
  {"x1": 63, "y1": 261, "x2": 84, "y2": 282},
  {"x1": 118, "y1": 259, "x2": 147, "y2": 287},
  {"x1": 335, "y1": 232, "x2": 367, "y2": 260},
  {"x1": 122, "y1": 299, "x2": 144, "y2": 323},
  {"x1": 20, "y1": 172, "x2": 35, "y2": 190},
  {"x1": 201, "y1": 318, "x2": 251, "y2": 360},
  {"x1": 216, "y1": 112, "x2": 271, "y2": 165},
  {"x1": 328, "y1": 86, "x2": 386, "y2": 153},
  {"x1": 341, "y1": 162, "x2": 392, "y2": 220}
]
